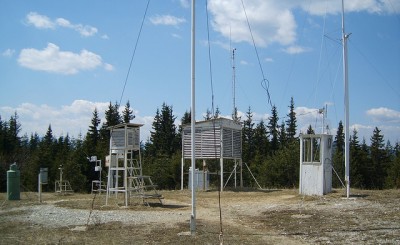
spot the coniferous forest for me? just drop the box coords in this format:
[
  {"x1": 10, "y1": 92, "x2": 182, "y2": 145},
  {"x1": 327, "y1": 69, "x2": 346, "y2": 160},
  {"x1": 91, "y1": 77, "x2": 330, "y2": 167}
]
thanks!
[{"x1": 0, "y1": 98, "x2": 399, "y2": 193}]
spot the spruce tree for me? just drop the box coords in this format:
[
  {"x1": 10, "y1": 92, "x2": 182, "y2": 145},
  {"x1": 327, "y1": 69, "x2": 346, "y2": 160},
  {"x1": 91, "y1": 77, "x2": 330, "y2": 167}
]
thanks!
[
  {"x1": 122, "y1": 100, "x2": 135, "y2": 123},
  {"x1": 181, "y1": 110, "x2": 191, "y2": 125},
  {"x1": 386, "y1": 142, "x2": 400, "y2": 188},
  {"x1": 253, "y1": 120, "x2": 269, "y2": 158},
  {"x1": 279, "y1": 121, "x2": 287, "y2": 148},
  {"x1": 332, "y1": 121, "x2": 345, "y2": 187},
  {"x1": 104, "y1": 101, "x2": 121, "y2": 127},
  {"x1": 232, "y1": 107, "x2": 241, "y2": 123},
  {"x1": 286, "y1": 97, "x2": 297, "y2": 141},
  {"x1": 268, "y1": 105, "x2": 279, "y2": 154},
  {"x1": 86, "y1": 108, "x2": 101, "y2": 151},
  {"x1": 214, "y1": 106, "x2": 221, "y2": 119},
  {"x1": 306, "y1": 125, "x2": 315, "y2": 134},
  {"x1": 350, "y1": 129, "x2": 364, "y2": 188},
  {"x1": 242, "y1": 106, "x2": 255, "y2": 162},
  {"x1": 204, "y1": 109, "x2": 212, "y2": 120},
  {"x1": 148, "y1": 108, "x2": 161, "y2": 157},
  {"x1": 149, "y1": 103, "x2": 178, "y2": 157},
  {"x1": 370, "y1": 127, "x2": 387, "y2": 188}
]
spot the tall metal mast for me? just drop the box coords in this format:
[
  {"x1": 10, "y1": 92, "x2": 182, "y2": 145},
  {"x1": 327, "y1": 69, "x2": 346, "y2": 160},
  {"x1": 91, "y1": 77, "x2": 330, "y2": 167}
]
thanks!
[
  {"x1": 232, "y1": 48, "x2": 237, "y2": 119},
  {"x1": 341, "y1": 0, "x2": 350, "y2": 198},
  {"x1": 190, "y1": 0, "x2": 196, "y2": 234}
]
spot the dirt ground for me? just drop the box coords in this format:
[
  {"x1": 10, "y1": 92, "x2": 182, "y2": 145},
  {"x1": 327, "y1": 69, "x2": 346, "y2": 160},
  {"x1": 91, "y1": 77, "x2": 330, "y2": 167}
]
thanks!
[{"x1": 0, "y1": 188, "x2": 399, "y2": 244}]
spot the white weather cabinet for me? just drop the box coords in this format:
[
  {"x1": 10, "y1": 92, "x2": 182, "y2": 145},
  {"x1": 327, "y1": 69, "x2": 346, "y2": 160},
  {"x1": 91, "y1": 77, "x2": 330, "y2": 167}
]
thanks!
[
  {"x1": 181, "y1": 118, "x2": 242, "y2": 191},
  {"x1": 105, "y1": 123, "x2": 163, "y2": 206}
]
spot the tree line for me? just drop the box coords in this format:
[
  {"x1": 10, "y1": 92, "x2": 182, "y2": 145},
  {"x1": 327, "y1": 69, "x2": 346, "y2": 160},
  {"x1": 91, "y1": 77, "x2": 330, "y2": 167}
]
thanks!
[{"x1": 0, "y1": 98, "x2": 399, "y2": 192}]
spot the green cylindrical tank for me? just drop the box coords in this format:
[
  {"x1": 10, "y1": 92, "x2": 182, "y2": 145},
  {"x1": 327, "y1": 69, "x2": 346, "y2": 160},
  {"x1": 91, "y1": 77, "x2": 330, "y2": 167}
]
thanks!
[{"x1": 7, "y1": 163, "x2": 20, "y2": 200}]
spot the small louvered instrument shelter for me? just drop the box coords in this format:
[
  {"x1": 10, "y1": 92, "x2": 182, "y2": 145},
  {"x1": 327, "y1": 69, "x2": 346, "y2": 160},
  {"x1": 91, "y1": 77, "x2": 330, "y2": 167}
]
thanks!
[
  {"x1": 106, "y1": 123, "x2": 163, "y2": 206},
  {"x1": 181, "y1": 118, "x2": 242, "y2": 191}
]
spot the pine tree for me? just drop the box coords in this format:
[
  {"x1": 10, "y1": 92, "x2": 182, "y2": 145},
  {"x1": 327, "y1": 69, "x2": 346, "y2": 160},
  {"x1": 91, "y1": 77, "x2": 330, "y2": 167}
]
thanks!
[
  {"x1": 86, "y1": 108, "x2": 101, "y2": 151},
  {"x1": 350, "y1": 129, "x2": 364, "y2": 188},
  {"x1": 232, "y1": 107, "x2": 241, "y2": 123},
  {"x1": 253, "y1": 120, "x2": 269, "y2": 158},
  {"x1": 122, "y1": 100, "x2": 135, "y2": 123},
  {"x1": 268, "y1": 105, "x2": 279, "y2": 154},
  {"x1": 332, "y1": 121, "x2": 345, "y2": 187},
  {"x1": 285, "y1": 97, "x2": 297, "y2": 141},
  {"x1": 385, "y1": 142, "x2": 400, "y2": 188},
  {"x1": 149, "y1": 103, "x2": 178, "y2": 157},
  {"x1": 214, "y1": 106, "x2": 221, "y2": 119},
  {"x1": 38, "y1": 125, "x2": 56, "y2": 187},
  {"x1": 0, "y1": 116, "x2": 4, "y2": 156},
  {"x1": 306, "y1": 125, "x2": 315, "y2": 134},
  {"x1": 242, "y1": 106, "x2": 255, "y2": 162},
  {"x1": 8, "y1": 112, "x2": 21, "y2": 149},
  {"x1": 204, "y1": 108, "x2": 212, "y2": 120},
  {"x1": 104, "y1": 101, "x2": 121, "y2": 127},
  {"x1": 181, "y1": 110, "x2": 191, "y2": 125},
  {"x1": 370, "y1": 127, "x2": 387, "y2": 188},
  {"x1": 279, "y1": 121, "x2": 287, "y2": 148},
  {"x1": 44, "y1": 125, "x2": 54, "y2": 146},
  {"x1": 147, "y1": 108, "x2": 161, "y2": 157}
]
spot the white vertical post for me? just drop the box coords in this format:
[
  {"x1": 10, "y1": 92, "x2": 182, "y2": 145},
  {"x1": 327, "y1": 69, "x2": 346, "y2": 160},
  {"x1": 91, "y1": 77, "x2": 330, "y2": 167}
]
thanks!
[
  {"x1": 299, "y1": 135, "x2": 303, "y2": 194},
  {"x1": 240, "y1": 159, "x2": 243, "y2": 188},
  {"x1": 124, "y1": 126, "x2": 129, "y2": 206},
  {"x1": 342, "y1": 0, "x2": 350, "y2": 198},
  {"x1": 38, "y1": 173, "x2": 42, "y2": 203},
  {"x1": 181, "y1": 158, "x2": 184, "y2": 190},
  {"x1": 234, "y1": 159, "x2": 237, "y2": 188},
  {"x1": 190, "y1": 0, "x2": 196, "y2": 235},
  {"x1": 220, "y1": 158, "x2": 223, "y2": 191},
  {"x1": 203, "y1": 160, "x2": 206, "y2": 191}
]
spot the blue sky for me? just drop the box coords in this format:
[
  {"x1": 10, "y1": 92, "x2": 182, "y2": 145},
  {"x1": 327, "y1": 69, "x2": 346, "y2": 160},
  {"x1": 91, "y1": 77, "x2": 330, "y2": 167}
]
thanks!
[{"x1": 1, "y1": 0, "x2": 399, "y2": 144}]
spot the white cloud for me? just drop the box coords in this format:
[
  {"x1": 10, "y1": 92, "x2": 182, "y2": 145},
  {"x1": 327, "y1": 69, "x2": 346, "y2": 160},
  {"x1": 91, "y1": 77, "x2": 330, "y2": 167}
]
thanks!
[
  {"x1": 366, "y1": 107, "x2": 400, "y2": 123},
  {"x1": 293, "y1": 106, "x2": 400, "y2": 143},
  {"x1": 178, "y1": 0, "x2": 190, "y2": 9},
  {"x1": 18, "y1": 43, "x2": 112, "y2": 75},
  {"x1": 101, "y1": 34, "x2": 109, "y2": 40},
  {"x1": 149, "y1": 15, "x2": 186, "y2": 26},
  {"x1": 0, "y1": 100, "x2": 153, "y2": 141},
  {"x1": 2, "y1": 49, "x2": 15, "y2": 57},
  {"x1": 207, "y1": 0, "x2": 399, "y2": 51},
  {"x1": 0, "y1": 101, "x2": 104, "y2": 138},
  {"x1": 299, "y1": 0, "x2": 400, "y2": 15},
  {"x1": 55, "y1": 17, "x2": 71, "y2": 27},
  {"x1": 26, "y1": 12, "x2": 55, "y2": 29},
  {"x1": 2, "y1": 102, "x2": 398, "y2": 145},
  {"x1": 172, "y1": 33, "x2": 182, "y2": 39},
  {"x1": 208, "y1": 0, "x2": 297, "y2": 47},
  {"x1": 25, "y1": 12, "x2": 99, "y2": 37},
  {"x1": 282, "y1": 45, "x2": 311, "y2": 54},
  {"x1": 265, "y1": 57, "x2": 274, "y2": 62},
  {"x1": 103, "y1": 63, "x2": 115, "y2": 71},
  {"x1": 352, "y1": 123, "x2": 400, "y2": 144}
]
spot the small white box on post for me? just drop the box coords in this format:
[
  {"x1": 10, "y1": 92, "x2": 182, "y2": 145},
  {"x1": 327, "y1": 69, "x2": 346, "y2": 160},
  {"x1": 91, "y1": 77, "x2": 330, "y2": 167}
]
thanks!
[{"x1": 38, "y1": 168, "x2": 48, "y2": 202}]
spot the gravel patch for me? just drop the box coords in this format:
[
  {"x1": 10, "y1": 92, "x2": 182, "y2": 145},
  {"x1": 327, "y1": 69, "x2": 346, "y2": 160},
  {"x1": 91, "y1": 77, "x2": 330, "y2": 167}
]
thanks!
[{"x1": 1, "y1": 204, "x2": 189, "y2": 228}]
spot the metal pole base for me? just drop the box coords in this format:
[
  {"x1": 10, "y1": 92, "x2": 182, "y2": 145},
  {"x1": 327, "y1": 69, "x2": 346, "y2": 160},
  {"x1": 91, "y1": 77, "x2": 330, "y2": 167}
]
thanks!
[{"x1": 190, "y1": 215, "x2": 196, "y2": 235}]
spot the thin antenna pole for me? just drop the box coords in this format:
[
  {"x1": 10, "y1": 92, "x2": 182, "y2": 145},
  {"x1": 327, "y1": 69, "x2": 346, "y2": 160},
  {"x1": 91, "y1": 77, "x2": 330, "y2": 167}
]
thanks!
[
  {"x1": 232, "y1": 48, "x2": 236, "y2": 119},
  {"x1": 190, "y1": 0, "x2": 196, "y2": 234},
  {"x1": 341, "y1": 0, "x2": 350, "y2": 198}
]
